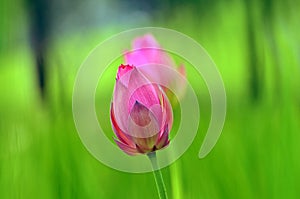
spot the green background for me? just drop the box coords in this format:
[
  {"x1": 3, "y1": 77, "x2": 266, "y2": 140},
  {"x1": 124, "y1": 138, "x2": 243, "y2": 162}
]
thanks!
[{"x1": 1, "y1": 0, "x2": 299, "y2": 198}]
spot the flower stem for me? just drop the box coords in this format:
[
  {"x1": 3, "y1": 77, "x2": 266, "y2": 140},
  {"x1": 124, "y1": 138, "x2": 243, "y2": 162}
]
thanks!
[{"x1": 147, "y1": 152, "x2": 168, "y2": 199}]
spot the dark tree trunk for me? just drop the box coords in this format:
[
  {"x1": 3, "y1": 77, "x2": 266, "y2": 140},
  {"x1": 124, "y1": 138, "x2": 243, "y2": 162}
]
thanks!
[{"x1": 26, "y1": 0, "x2": 51, "y2": 100}]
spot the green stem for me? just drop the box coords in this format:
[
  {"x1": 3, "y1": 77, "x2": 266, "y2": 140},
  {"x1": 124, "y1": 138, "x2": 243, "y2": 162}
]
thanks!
[{"x1": 147, "y1": 152, "x2": 168, "y2": 199}]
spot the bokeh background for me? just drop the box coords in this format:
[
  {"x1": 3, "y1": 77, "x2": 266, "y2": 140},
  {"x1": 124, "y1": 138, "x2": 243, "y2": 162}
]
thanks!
[{"x1": 1, "y1": 0, "x2": 299, "y2": 198}]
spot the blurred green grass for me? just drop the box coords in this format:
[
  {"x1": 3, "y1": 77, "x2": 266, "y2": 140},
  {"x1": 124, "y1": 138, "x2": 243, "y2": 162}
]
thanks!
[{"x1": 1, "y1": 0, "x2": 300, "y2": 198}]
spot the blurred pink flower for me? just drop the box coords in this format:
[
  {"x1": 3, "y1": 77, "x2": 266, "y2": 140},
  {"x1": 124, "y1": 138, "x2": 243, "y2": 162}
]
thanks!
[
  {"x1": 124, "y1": 34, "x2": 186, "y2": 101},
  {"x1": 111, "y1": 64, "x2": 173, "y2": 155}
]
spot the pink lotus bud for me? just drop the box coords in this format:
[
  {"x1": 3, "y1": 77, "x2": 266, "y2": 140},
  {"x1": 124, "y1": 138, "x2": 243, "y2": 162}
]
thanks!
[
  {"x1": 124, "y1": 34, "x2": 186, "y2": 100},
  {"x1": 110, "y1": 64, "x2": 173, "y2": 155}
]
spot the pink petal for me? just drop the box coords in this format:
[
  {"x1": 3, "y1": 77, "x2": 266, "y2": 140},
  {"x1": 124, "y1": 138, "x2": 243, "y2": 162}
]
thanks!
[
  {"x1": 127, "y1": 68, "x2": 160, "y2": 111},
  {"x1": 149, "y1": 103, "x2": 163, "y2": 130},
  {"x1": 113, "y1": 80, "x2": 130, "y2": 133},
  {"x1": 110, "y1": 105, "x2": 135, "y2": 148},
  {"x1": 117, "y1": 64, "x2": 134, "y2": 80},
  {"x1": 155, "y1": 124, "x2": 170, "y2": 149},
  {"x1": 128, "y1": 101, "x2": 160, "y2": 139},
  {"x1": 124, "y1": 34, "x2": 176, "y2": 68},
  {"x1": 129, "y1": 101, "x2": 152, "y2": 127},
  {"x1": 114, "y1": 139, "x2": 139, "y2": 156},
  {"x1": 132, "y1": 34, "x2": 160, "y2": 49},
  {"x1": 124, "y1": 34, "x2": 187, "y2": 101},
  {"x1": 116, "y1": 64, "x2": 133, "y2": 87},
  {"x1": 159, "y1": 90, "x2": 173, "y2": 137},
  {"x1": 138, "y1": 64, "x2": 186, "y2": 102}
]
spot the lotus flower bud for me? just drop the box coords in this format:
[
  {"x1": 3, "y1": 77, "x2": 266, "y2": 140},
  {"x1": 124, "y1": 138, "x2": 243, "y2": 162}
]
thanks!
[
  {"x1": 110, "y1": 64, "x2": 173, "y2": 155},
  {"x1": 124, "y1": 34, "x2": 186, "y2": 102}
]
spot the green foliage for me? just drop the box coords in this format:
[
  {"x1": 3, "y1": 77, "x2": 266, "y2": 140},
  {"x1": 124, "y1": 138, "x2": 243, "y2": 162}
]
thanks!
[{"x1": 1, "y1": 0, "x2": 299, "y2": 198}]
